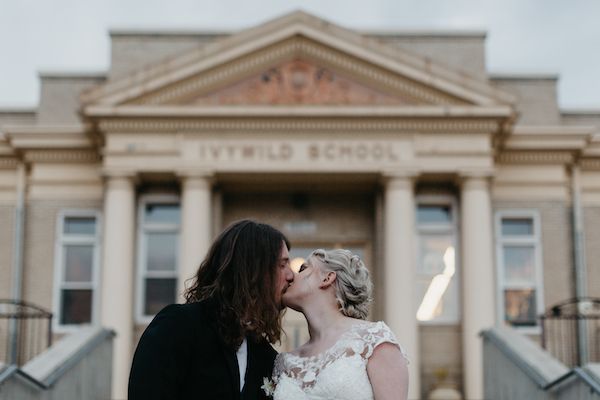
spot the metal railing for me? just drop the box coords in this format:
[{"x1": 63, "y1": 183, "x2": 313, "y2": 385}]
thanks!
[
  {"x1": 540, "y1": 297, "x2": 600, "y2": 367},
  {"x1": 0, "y1": 299, "x2": 53, "y2": 366}
]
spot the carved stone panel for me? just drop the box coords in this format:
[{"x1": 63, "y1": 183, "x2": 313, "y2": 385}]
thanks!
[{"x1": 187, "y1": 59, "x2": 415, "y2": 105}]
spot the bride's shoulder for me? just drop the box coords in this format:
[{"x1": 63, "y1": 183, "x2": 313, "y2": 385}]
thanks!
[
  {"x1": 351, "y1": 320, "x2": 409, "y2": 361},
  {"x1": 351, "y1": 320, "x2": 394, "y2": 337}
]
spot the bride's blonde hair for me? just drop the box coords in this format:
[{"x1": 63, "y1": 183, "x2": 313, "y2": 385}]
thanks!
[{"x1": 309, "y1": 249, "x2": 373, "y2": 320}]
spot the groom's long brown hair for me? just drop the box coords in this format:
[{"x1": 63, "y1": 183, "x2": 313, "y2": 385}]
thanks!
[{"x1": 183, "y1": 219, "x2": 290, "y2": 348}]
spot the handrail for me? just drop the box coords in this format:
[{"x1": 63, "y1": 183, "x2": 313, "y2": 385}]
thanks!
[
  {"x1": 0, "y1": 327, "x2": 114, "y2": 389},
  {"x1": 482, "y1": 327, "x2": 600, "y2": 396}
]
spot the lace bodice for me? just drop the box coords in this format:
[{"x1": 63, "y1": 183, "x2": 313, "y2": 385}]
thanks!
[{"x1": 270, "y1": 321, "x2": 407, "y2": 400}]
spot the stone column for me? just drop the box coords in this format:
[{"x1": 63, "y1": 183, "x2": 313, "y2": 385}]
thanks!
[
  {"x1": 100, "y1": 173, "x2": 136, "y2": 400},
  {"x1": 383, "y1": 172, "x2": 420, "y2": 399},
  {"x1": 178, "y1": 171, "x2": 213, "y2": 302},
  {"x1": 460, "y1": 173, "x2": 495, "y2": 400}
]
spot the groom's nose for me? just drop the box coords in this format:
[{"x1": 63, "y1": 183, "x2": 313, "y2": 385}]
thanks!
[{"x1": 285, "y1": 267, "x2": 294, "y2": 282}]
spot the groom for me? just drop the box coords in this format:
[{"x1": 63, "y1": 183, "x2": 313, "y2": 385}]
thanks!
[{"x1": 128, "y1": 220, "x2": 294, "y2": 400}]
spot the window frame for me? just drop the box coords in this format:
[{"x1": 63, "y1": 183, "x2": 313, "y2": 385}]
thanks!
[
  {"x1": 135, "y1": 194, "x2": 181, "y2": 324},
  {"x1": 495, "y1": 210, "x2": 544, "y2": 333},
  {"x1": 415, "y1": 194, "x2": 461, "y2": 325},
  {"x1": 53, "y1": 209, "x2": 102, "y2": 333}
]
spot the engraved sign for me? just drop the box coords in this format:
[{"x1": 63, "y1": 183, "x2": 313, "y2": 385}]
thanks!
[{"x1": 197, "y1": 141, "x2": 406, "y2": 163}]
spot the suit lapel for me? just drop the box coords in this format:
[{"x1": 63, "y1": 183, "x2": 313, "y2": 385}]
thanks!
[
  {"x1": 243, "y1": 338, "x2": 266, "y2": 400},
  {"x1": 203, "y1": 306, "x2": 241, "y2": 398},
  {"x1": 221, "y1": 343, "x2": 241, "y2": 396}
]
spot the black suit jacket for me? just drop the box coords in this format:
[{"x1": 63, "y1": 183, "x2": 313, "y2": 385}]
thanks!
[{"x1": 128, "y1": 301, "x2": 277, "y2": 400}]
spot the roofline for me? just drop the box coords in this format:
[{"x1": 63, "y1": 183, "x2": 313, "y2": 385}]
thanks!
[
  {"x1": 561, "y1": 109, "x2": 600, "y2": 116},
  {"x1": 109, "y1": 28, "x2": 231, "y2": 37},
  {"x1": 108, "y1": 27, "x2": 488, "y2": 39},
  {"x1": 39, "y1": 71, "x2": 107, "y2": 79},
  {"x1": 0, "y1": 108, "x2": 37, "y2": 114},
  {"x1": 363, "y1": 29, "x2": 487, "y2": 38},
  {"x1": 490, "y1": 73, "x2": 559, "y2": 81}
]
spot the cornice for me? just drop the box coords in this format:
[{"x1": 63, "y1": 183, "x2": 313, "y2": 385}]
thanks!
[
  {"x1": 583, "y1": 135, "x2": 600, "y2": 157},
  {"x1": 4, "y1": 124, "x2": 94, "y2": 150},
  {"x1": 496, "y1": 151, "x2": 574, "y2": 164},
  {"x1": 86, "y1": 105, "x2": 512, "y2": 118},
  {"x1": 504, "y1": 125, "x2": 594, "y2": 151},
  {"x1": 580, "y1": 158, "x2": 600, "y2": 170},
  {"x1": 96, "y1": 117, "x2": 500, "y2": 134},
  {"x1": 0, "y1": 157, "x2": 19, "y2": 169},
  {"x1": 24, "y1": 150, "x2": 101, "y2": 164}
]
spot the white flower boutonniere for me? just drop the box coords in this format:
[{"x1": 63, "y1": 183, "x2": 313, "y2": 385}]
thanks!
[{"x1": 261, "y1": 377, "x2": 276, "y2": 397}]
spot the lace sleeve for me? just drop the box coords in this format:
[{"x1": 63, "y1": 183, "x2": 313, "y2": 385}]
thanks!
[{"x1": 361, "y1": 321, "x2": 409, "y2": 363}]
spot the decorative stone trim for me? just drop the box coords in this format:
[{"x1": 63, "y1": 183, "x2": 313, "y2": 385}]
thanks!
[
  {"x1": 130, "y1": 37, "x2": 467, "y2": 106},
  {"x1": 0, "y1": 157, "x2": 19, "y2": 169},
  {"x1": 98, "y1": 118, "x2": 499, "y2": 133},
  {"x1": 496, "y1": 151, "x2": 574, "y2": 164},
  {"x1": 24, "y1": 150, "x2": 101, "y2": 163},
  {"x1": 580, "y1": 159, "x2": 600, "y2": 170}
]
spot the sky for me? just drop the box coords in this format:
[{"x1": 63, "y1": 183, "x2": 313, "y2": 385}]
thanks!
[{"x1": 1, "y1": 0, "x2": 599, "y2": 109}]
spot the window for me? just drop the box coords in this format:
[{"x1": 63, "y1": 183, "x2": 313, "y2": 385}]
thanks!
[
  {"x1": 415, "y1": 196, "x2": 460, "y2": 324},
  {"x1": 495, "y1": 211, "x2": 544, "y2": 330},
  {"x1": 54, "y1": 211, "x2": 101, "y2": 330},
  {"x1": 137, "y1": 196, "x2": 180, "y2": 322}
]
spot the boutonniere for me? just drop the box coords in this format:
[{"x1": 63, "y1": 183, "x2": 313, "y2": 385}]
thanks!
[{"x1": 261, "y1": 377, "x2": 276, "y2": 397}]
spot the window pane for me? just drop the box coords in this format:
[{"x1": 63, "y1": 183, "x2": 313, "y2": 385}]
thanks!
[
  {"x1": 61, "y1": 289, "x2": 92, "y2": 324},
  {"x1": 418, "y1": 235, "x2": 454, "y2": 276},
  {"x1": 416, "y1": 235, "x2": 459, "y2": 322},
  {"x1": 64, "y1": 217, "x2": 96, "y2": 235},
  {"x1": 416, "y1": 276, "x2": 460, "y2": 322},
  {"x1": 502, "y1": 218, "x2": 534, "y2": 236},
  {"x1": 504, "y1": 289, "x2": 537, "y2": 327},
  {"x1": 147, "y1": 233, "x2": 177, "y2": 271},
  {"x1": 417, "y1": 205, "x2": 451, "y2": 225},
  {"x1": 144, "y1": 204, "x2": 180, "y2": 224},
  {"x1": 503, "y1": 246, "x2": 535, "y2": 283},
  {"x1": 145, "y1": 278, "x2": 177, "y2": 315},
  {"x1": 64, "y1": 245, "x2": 93, "y2": 282}
]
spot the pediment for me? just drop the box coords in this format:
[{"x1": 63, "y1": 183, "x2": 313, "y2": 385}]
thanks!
[
  {"x1": 82, "y1": 11, "x2": 515, "y2": 109},
  {"x1": 186, "y1": 59, "x2": 416, "y2": 106}
]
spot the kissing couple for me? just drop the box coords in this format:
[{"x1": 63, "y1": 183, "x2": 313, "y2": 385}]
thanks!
[{"x1": 129, "y1": 219, "x2": 409, "y2": 400}]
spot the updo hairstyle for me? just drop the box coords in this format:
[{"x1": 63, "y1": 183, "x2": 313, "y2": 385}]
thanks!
[{"x1": 309, "y1": 249, "x2": 373, "y2": 320}]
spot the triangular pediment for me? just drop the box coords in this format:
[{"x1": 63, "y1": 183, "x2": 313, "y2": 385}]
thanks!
[
  {"x1": 186, "y1": 58, "x2": 416, "y2": 106},
  {"x1": 82, "y1": 11, "x2": 515, "y2": 109}
]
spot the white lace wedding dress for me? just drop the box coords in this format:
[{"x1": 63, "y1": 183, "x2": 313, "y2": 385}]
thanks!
[{"x1": 271, "y1": 321, "x2": 408, "y2": 400}]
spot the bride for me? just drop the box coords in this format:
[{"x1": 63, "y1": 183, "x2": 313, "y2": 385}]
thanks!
[{"x1": 269, "y1": 249, "x2": 409, "y2": 400}]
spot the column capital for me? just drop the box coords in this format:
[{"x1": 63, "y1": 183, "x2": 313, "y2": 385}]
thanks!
[
  {"x1": 102, "y1": 169, "x2": 138, "y2": 189},
  {"x1": 458, "y1": 168, "x2": 494, "y2": 190},
  {"x1": 380, "y1": 169, "x2": 420, "y2": 189},
  {"x1": 101, "y1": 168, "x2": 137, "y2": 179},
  {"x1": 177, "y1": 168, "x2": 215, "y2": 188},
  {"x1": 177, "y1": 168, "x2": 214, "y2": 179}
]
